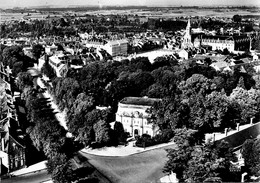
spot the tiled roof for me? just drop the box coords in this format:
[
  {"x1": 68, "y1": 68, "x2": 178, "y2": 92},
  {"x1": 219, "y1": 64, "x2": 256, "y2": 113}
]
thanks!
[{"x1": 120, "y1": 97, "x2": 161, "y2": 106}]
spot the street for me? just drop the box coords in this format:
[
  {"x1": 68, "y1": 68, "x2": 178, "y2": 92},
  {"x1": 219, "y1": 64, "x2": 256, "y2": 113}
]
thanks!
[{"x1": 1, "y1": 170, "x2": 52, "y2": 183}]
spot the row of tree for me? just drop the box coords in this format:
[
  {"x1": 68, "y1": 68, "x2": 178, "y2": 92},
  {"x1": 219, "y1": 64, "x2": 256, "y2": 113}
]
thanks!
[{"x1": 16, "y1": 71, "x2": 99, "y2": 182}]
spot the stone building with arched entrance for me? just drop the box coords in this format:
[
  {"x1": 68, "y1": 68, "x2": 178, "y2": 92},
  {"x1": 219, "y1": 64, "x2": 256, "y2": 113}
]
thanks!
[{"x1": 115, "y1": 97, "x2": 161, "y2": 137}]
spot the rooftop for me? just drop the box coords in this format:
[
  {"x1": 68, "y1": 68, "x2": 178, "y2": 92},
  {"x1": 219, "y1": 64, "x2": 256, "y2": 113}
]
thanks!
[
  {"x1": 194, "y1": 54, "x2": 228, "y2": 62},
  {"x1": 120, "y1": 97, "x2": 161, "y2": 106},
  {"x1": 106, "y1": 39, "x2": 128, "y2": 45},
  {"x1": 203, "y1": 35, "x2": 234, "y2": 41}
]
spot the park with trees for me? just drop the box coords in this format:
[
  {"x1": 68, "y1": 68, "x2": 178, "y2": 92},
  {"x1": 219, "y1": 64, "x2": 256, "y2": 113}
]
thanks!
[
  {"x1": 41, "y1": 52, "x2": 260, "y2": 181},
  {"x1": 2, "y1": 42, "x2": 260, "y2": 182}
]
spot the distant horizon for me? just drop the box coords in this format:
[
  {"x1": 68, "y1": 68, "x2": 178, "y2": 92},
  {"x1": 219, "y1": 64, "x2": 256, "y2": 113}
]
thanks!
[
  {"x1": 0, "y1": 0, "x2": 259, "y2": 9},
  {"x1": 2, "y1": 4, "x2": 260, "y2": 10},
  {"x1": 11, "y1": 4, "x2": 260, "y2": 8}
]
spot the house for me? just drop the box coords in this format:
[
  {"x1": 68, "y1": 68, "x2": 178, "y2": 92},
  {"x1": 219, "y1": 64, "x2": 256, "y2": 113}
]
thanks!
[
  {"x1": 45, "y1": 44, "x2": 58, "y2": 55},
  {"x1": 115, "y1": 97, "x2": 161, "y2": 137},
  {"x1": 0, "y1": 78, "x2": 26, "y2": 175},
  {"x1": 178, "y1": 49, "x2": 190, "y2": 60},
  {"x1": 210, "y1": 61, "x2": 231, "y2": 71},
  {"x1": 48, "y1": 53, "x2": 69, "y2": 77}
]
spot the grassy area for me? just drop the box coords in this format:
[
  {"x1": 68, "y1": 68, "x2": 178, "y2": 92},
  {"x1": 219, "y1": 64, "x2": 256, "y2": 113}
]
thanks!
[{"x1": 80, "y1": 143, "x2": 176, "y2": 183}]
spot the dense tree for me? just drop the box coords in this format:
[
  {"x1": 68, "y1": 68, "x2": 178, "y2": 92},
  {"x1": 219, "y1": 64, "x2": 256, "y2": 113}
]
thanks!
[
  {"x1": 233, "y1": 14, "x2": 242, "y2": 23},
  {"x1": 114, "y1": 121, "x2": 127, "y2": 144},
  {"x1": 163, "y1": 128, "x2": 201, "y2": 180},
  {"x1": 241, "y1": 138, "x2": 260, "y2": 176},
  {"x1": 70, "y1": 109, "x2": 108, "y2": 146},
  {"x1": 152, "y1": 55, "x2": 178, "y2": 70},
  {"x1": 12, "y1": 61, "x2": 24, "y2": 76},
  {"x1": 128, "y1": 70, "x2": 155, "y2": 96},
  {"x1": 129, "y1": 57, "x2": 152, "y2": 71},
  {"x1": 16, "y1": 72, "x2": 34, "y2": 91},
  {"x1": 52, "y1": 77, "x2": 81, "y2": 110},
  {"x1": 164, "y1": 128, "x2": 235, "y2": 182},
  {"x1": 2, "y1": 45, "x2": 24, "y2": 68},
  {"x1": 46, "y1": 153, "x2": 73, "y2": 183},
  {"x1": 151, "y1": 67, "x2": 177, "y2": 88},
  {"x1": 198, "y1": 91, "x2": 237, "y2": 132},
  {"x1": 253, "y1": 75, "x2": 260, "y2": 89},
  {"x1": 78, "y1": 62, "x2": 116, "y2": 105},
  {"x1": 93, "y1": 120, "x2": 111, "y2": 145},
  {"x1": 32, "y1": 44, "x2": 44, "y2": 60},
  {"x1": 41, "y1": 61, "x2": 57, "y2": 79},
  {"x1": 67, "y1": 93, "x2": 95, "y2": 119},
  {"x1": 106, "y1": 79, "x2": 135, "y2": 112},
  {"x1": 229, "y1": 87, "x2": 260, "y2": 124},
  {"x1": 252, "y1": 38, "x2": 260, "y2": 51},
  {"x1": 178, "y1": 74, "x2": 216, "y2": 98},
  {"x1": 147, "y1": 83, "x2": 171, "y2": 98}
]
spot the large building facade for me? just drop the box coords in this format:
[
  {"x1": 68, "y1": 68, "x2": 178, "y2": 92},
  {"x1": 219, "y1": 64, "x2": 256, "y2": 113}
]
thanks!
[
  {"x1": 194, "y1": 35, "x2": 251, "y2": 52},
  {"x1": 116, "y1": 97, "x2": 161, "y2": 137},
  {"x1": 84, "y1": 39, "x2": 128, "y2": 57},
  {"x1": 182, "y1": 19, "x2": 250, "y2": 52}
]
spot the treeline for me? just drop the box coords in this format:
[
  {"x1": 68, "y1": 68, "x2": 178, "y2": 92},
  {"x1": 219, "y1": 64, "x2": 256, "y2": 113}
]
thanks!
[
  {"x1": 0, "y1": 45, "x2": 35, "y2": 77},
  {"x1": 16, "y1": 72, "x2": 100, "y2": 182}
]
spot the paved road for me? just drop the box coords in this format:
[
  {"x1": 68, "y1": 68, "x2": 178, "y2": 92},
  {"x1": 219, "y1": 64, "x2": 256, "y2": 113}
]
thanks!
[{"x1": 1, "y1": 170, "x2": 52, "y2": 183}]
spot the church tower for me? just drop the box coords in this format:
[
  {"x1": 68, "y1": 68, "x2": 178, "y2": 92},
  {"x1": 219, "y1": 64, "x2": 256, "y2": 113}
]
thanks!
[{"x1": 182, "y1": 19, "x2": 193, "y2": 48}]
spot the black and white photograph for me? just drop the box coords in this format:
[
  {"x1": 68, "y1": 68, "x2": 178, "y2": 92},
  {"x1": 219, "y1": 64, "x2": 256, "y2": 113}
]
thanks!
[{"x1": 0, "y1": 0, "x2": 260, "y2": 182}]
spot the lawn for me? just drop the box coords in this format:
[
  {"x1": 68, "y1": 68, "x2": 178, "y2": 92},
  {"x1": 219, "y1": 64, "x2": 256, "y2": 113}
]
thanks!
[{"x1": 79, "y1": 143, "x2": 176, "y2": 183}]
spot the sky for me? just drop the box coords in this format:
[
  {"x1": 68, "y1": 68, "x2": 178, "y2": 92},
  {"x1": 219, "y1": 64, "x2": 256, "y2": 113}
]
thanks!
[{"x1": 0, "y1": 0, "x2": 259, "y2": 8}]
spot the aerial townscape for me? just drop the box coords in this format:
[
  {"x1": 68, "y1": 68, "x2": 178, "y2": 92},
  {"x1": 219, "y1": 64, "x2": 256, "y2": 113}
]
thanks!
[{"x1": 1, "y1": 0, "x2": 260, "y2": 182}]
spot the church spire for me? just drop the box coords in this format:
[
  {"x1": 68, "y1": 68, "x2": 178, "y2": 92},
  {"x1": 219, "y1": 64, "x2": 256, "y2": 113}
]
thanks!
[
  {"x1": 182, "y1": 18, "x2": 193, "y2": 48},
  {"x1": 186, "y1": 18, "x2": 191, "y2": 36}
]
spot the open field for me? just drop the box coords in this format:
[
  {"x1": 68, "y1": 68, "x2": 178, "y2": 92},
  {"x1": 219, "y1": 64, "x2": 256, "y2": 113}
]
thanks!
[
  {"x1": 0, "y1": 13, "x2": 62, "y2": 23},
  {"x1": 1, "y1": 7, "x2": 260, "y2": 23},
  {"x1": 85, "y1": 8, "x2": 260, "y2": 18},
  {"x1": 80, "y1": 143, "x2": 176, "y2": 183}
]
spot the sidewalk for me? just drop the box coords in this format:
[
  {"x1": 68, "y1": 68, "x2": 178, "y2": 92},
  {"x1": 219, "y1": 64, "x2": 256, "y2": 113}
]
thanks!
[
  {"x1": 81, "y1": 141, "x2": 176, "y2": 157},
  {"x1": 205, "y1": 123, "x2": 256, "y2": 142},
  {"x1": 9, "y1": 161, "x2": 47, "y2": 177}
]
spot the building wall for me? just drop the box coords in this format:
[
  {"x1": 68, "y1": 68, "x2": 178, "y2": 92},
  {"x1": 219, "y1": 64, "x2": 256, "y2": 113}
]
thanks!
[
  {"x1": 116, "y1": 103, "x2": 157, "y2": 137},
  {"x1": 0, "y1": 77, "x2": 26, "y2": 174},
  {"x1": 201, "y1": 39, "x2": 235, "y2": 52},
  {"x1": 104, "y1": 42, "x2": 128, "y2": 57},
  {"x1": 215, "y1": 121, "x2": 260, "y2": 148},
  {"x1": 48, "y1": 56, "x2": 68, "y2": 77}
]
